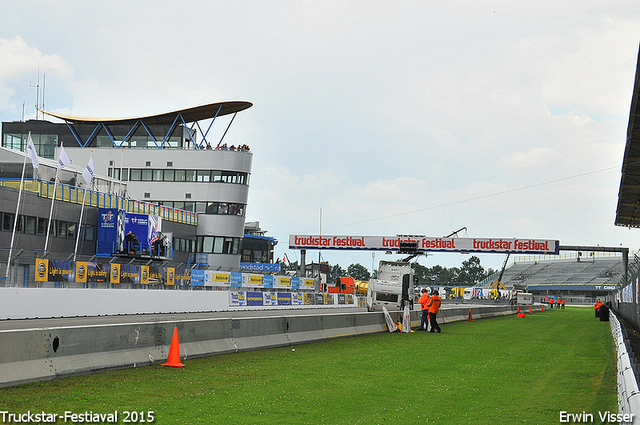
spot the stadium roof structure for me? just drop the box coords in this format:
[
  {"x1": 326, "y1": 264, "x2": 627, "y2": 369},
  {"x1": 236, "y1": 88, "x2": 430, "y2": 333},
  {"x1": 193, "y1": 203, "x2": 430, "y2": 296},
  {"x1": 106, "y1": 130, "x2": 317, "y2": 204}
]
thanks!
[
  {"x1": 41, "y1": 101, "x2": 252, "y2": 126},
  {"x1": 38, "y1": 101, "x2": 253, "y2": 149},
  {"x1": 616, "y1": 45, "x2": 640, "y2": 227}
]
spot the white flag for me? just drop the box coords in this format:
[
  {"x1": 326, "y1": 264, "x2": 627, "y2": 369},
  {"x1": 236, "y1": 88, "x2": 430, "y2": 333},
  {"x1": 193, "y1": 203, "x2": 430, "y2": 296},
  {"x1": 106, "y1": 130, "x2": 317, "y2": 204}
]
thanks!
[
  {"x1": 82, "y1": 157, "x2": 94, "y2": 186},
  {"x1": 26, "y1": 134, "x2": 39, "y2": 169},
  {"x1": 58, "y1": 145, "x2": 71, "y2": 170}
]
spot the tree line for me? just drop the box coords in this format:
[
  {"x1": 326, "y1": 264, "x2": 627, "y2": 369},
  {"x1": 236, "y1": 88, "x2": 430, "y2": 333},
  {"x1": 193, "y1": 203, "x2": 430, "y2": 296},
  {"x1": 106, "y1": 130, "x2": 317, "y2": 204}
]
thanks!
[{"x1": 280, "y1": 255, "x2": 497, "y2": 286}]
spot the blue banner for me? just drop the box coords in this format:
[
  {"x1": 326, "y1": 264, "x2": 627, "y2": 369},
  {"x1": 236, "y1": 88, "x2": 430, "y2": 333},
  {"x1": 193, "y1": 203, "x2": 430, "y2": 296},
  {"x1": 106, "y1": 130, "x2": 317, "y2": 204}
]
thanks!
[
  {"x1": 240, "y1": 263, "x2": 281, "y2": 272},
  {"x1": 191, "y1": 269, "x2": 205, "y2": 286},
  {"x1": 277, "y1": 292, "x2": 292, "y2": 305},
  {"x1": 230, "y1": 272, "x2": 243, "y2": 287},
  {"x1": 263, "y1": 274, "x2": 274, "y2": 289},
  {"x1": 247, "y1": 291, "x2": 264, "y2": 306}
]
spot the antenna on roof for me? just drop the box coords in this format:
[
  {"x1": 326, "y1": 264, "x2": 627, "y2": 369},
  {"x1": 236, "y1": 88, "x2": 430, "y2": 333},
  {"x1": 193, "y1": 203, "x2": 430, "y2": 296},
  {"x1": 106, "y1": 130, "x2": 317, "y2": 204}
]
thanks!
[{"x1": 30, "y1": 63, "x2": 40, "y2": 120}]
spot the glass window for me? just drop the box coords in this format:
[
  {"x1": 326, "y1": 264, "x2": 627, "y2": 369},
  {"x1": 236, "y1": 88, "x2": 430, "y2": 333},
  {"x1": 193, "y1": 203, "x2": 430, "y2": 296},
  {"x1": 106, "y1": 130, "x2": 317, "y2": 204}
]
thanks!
[
  {"x1": 203, "y1": 236, "x2": 214, "y2": 253},
  {"x1": 197, "y1": 170, "x2": 210, "y2": 182},
  {"x1": 3, "y1": 213, "x2": 13, "y2": 231},
  {"x1": 195, "y1": 202, "x2": 206, "y2": 214},
  {"x1": 206, "y1": 202, "x2": 218, "y2": 214},
  {"x1": 175, "y1": 170, "x2": 185, "y2": 181},
  {"x1": 85, "y1": 225, "x2": 95, "y2": 240},
  {"x1": 173, "y1": 202, "x2": 184, "y2": 210},
  {"x1": 57, "y1": 221, "x2": 67, "y2": 238},
  {"x1": 130, "y1": 169, "x2": 141, "y2": 181},
  {"x1": 37, "y1": 217, "x2": 47, "y2": 235},
  {"x1": 164, "y1": 169, "x2": 175, "y2": 181},
  {"x1": 121, "y1": 168, "x2": 129, "y2": 181},
  {"x1": 211, "y1": 171, "x2": 222, "y2": 182},
  {"x1": 218, "y1": 203, "x2": 228, "y2": 215},
  {"x1": 67, "y1": 223, "x2": 76, "y2": 238},
  {"x1": 185, "y1": 170, "x2": 196, "y2": 182},
  {"x1": 141, "y1": 169, "x2": 152, "y2": 181},
  {"x1": 183, "y1": 202, "x2": 194, "y2": 212},
  {"x1": 213, "y1": 237, "x2": 224, "y2": 254},
  {"x1": 25, "y1": 216, "x2": 36, "y2": 234},
  {"x1": 152, "y1": 170, "x2": 163, "y2": 181}
]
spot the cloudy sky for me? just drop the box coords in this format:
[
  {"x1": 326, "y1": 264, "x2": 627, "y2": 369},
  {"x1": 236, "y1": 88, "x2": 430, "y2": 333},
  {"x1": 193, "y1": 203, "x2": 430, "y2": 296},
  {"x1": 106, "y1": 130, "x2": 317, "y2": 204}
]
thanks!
[{"x1": 1, "y1": 1, "x2": 640, "y2": 272}]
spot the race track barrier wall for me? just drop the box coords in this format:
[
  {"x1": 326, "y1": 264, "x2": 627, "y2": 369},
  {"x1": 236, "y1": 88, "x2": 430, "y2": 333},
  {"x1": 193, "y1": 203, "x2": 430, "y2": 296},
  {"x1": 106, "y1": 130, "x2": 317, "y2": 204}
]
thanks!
[
  {"x1": 610, "y1": 312, "x2": 640, "y2": 424},
  {"x1": 0, "y1": 304, "x2": 526, "y2": 387}
]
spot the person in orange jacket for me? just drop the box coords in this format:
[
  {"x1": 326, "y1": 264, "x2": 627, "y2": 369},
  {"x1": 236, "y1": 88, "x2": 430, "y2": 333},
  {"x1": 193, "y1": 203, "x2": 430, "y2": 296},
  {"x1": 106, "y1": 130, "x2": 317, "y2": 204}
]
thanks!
[
  {"x1": 561, "y1": 299, "x2": 566, "y2": 309},
  {"x1": 595, "y1": 299, "x2": 603, "y2": 318},
  {"x1": 549, "y1": 298, "x2": 554, "y2": 309},
  {"x1": 418, "y1": 288, "x2": 431, "y2": 331},
  {"x1": 427, "y1": 290, "x2": 442, "y2": 333}
]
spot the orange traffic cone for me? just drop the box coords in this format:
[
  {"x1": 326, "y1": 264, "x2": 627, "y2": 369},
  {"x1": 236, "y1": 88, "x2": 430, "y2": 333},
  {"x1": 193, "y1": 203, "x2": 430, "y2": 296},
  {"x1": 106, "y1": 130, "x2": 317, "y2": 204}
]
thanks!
[
  {"x1": 517, "y1": 306, "x2": 520, "y2": 313},
  {"x1": 162, "y1": 327, "x2": 185, "y2": 368},
  {"x1": 467, "y1": 309, "x2": 473, "y2": 321},
  {"x1": 517, "y1": 312, "x2": 525, "y2": 318},
  {"x1": 530, "y1": 306, "x2": 533, "y2": 314}
]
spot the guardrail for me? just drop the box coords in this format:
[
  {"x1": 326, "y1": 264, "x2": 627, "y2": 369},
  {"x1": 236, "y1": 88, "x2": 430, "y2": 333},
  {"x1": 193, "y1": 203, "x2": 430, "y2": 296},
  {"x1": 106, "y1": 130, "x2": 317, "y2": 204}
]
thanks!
[
  {"x1": 610, "y1": 311, "x2": 640, "y2": 423},
  {"x1": 0, "y1": 178, "x2": 197, "y2": 226}
]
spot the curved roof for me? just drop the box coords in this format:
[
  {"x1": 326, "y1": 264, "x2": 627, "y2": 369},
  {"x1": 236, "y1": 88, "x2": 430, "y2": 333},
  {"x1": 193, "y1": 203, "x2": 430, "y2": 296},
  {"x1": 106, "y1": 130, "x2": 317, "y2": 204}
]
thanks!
[
  {"x1": 616, "y1": 45, "x2": 640, "y2": 227},
  {"x1": 41, "y1": 101, "x2": 253, "y2": 126}
]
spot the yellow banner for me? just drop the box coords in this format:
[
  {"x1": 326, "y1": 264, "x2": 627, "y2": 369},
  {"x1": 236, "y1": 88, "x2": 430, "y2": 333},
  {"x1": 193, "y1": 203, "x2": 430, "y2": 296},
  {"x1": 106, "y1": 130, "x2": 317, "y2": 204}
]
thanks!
[
  {"x1": 248, "y1": 275, "x2": 263, "y2": 285},
  {"x1": 214, "y1": 272, "x2": 230, "y2": 283},
  {"x1": 140, "y1": 265, "x2": 149, "y2": 284},
  {"x1": 278, "y1": 277, "x2": 291, "y2": 286},
  {"x1": 75, "y1": 261, "x2": 87, "y2": 283},
  {"x1": 110, "y1": 263, "x2": 120, "y2": 284},
  {"x1": 167, "y1": 267, "x2": 175, "y2": 285},
  {"x1": 35, "y1": 258, "x2": 48, "y2": 282}
]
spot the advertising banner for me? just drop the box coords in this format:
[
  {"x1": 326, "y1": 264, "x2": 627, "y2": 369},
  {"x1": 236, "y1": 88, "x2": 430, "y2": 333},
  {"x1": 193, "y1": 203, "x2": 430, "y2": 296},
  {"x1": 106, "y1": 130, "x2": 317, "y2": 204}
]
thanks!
[
  {"x1": 289, "y1": 235, "x2": 560, "y2": 255},
  {"x1": 75, "y1": 261, "x2": 88, "y2": 283},
  {"x1": 243, "y1": 274, "x2": 264, "y2": 287},
  {"x1": 291, "y1": 277, "x2": 300, "y2": 290},
  {"x1": 240, "y1": 263, "x2": 281, "y2": 272},
  {"x1": 87, "y1": 262, "x2": 108, "y2": 283},
  {"x1": 96, "y1": 209, "x2": 118, "y2": 256},
  {"x1": 175, "y1": 269, "x2": 190, "y2": 286},
  {"x1": 230, "y1": 291, "x2": 246, "y2": 306},
  {"x1": 47, "y1": 260, "x2": 72, "y2": 283},
  {"x1": 301, "y1": 278, "x2": 315, "y2": 289},
  {"x1": 276, "y1": 276, "x2": 291, "y2": 288},
  {"x1": 120, "y1": 264, "x2": 139, "y2": 284},
  {"x1": 292, "y1": 292, "x2": 303, "y2": 305},
  {"x1": 263, "y1": 274, "x2": 274, "y2": 289},
  {"x1": 140, "y1": 265, "x2": 149, "y2": 285},
  {"x1": 230, "y1": 272, "x2": 243, "y2": 287},
  {"x1": 304, "y1": 293, "x2": 317, "y2": 306},
  {"x1": 166, "y1": 267, "x2": 175, "y2": 285},
  {"x1": 191, "y1": 269, "x2": 205, "y2": 286},
  {"x1": 213, "y1": 272, "x2": 230, "y2": 285},
  {"x1": 264, "y1": 292, "x2": 277, "y2": 306},
  {"x1": 246, "y1": 291, "x2": 264, "y2": 306},
  {"x1": 35, "y1": 258, "x2": 48, "y2": 282},
  {"x1": 277, "y1": 292, "x2": 292, "y2": 306},
  {"x1": 110, "y1": 263, "x2": 121, "y2": 284}
]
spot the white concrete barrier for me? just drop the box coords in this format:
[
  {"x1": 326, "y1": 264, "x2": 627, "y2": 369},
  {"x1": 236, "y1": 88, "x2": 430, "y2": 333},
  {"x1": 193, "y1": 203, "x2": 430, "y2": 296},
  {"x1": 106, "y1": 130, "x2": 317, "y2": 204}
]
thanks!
[{"x1": 610, "y1": 312, "x2": 640, "y2": 425}]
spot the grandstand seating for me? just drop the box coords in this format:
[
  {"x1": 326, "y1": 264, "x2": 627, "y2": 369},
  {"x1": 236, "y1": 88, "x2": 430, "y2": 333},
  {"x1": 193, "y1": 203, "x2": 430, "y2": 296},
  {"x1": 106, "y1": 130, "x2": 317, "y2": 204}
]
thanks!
[{"x1": 492, "y1": 258, "x2": 625, "y2": 288}]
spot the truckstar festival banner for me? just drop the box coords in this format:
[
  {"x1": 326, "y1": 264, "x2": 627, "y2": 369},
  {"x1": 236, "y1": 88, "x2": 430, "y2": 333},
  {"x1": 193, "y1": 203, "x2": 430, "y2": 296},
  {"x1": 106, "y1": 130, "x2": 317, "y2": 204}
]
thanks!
[{"x1": 289, "y1": 235, "x2": 560, "y2": 255}]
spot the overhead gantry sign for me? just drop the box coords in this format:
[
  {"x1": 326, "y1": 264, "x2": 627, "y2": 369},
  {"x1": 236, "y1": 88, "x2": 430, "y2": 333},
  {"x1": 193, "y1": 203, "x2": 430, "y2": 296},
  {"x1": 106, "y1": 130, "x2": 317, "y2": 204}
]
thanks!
[{"x1": 288, "y1": 235, "x2": 560, "y2": 255}]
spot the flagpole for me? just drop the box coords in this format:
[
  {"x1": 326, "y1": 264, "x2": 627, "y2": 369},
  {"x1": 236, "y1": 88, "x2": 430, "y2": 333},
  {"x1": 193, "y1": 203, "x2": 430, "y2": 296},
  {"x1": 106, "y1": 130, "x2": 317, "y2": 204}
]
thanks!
[
  {"x1": 74, "y1": 153, "x2": 93, "y2": 262},
  {"x1": 5, "y1": 135, "x2": 30, "y2": 282},
  {"x1": 44, "y1": 142, "x2": 70, "y2": 254},
  {"x1": 44, "y1": 167, "x2": 60, "y2": 255},
  {"x1": 73, "y1": 187, "x2": 87, "y2": 262}
]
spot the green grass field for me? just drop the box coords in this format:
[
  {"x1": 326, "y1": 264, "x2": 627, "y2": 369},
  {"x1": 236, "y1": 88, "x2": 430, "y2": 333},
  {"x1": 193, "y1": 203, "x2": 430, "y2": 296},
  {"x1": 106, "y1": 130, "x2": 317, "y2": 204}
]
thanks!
[{"x1": 0, "y1": 307, "x2": 617, "y2": 424}]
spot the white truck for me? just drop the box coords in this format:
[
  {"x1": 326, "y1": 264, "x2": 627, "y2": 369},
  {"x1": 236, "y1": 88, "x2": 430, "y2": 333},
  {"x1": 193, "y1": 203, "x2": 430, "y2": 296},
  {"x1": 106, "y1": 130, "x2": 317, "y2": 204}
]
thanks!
[
  {"x1": 366, "y1": 260, "x2": 416, "y2": 312},
  {"x1": 516, "y1": 292, "x2": 533, "y2": 306}
]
